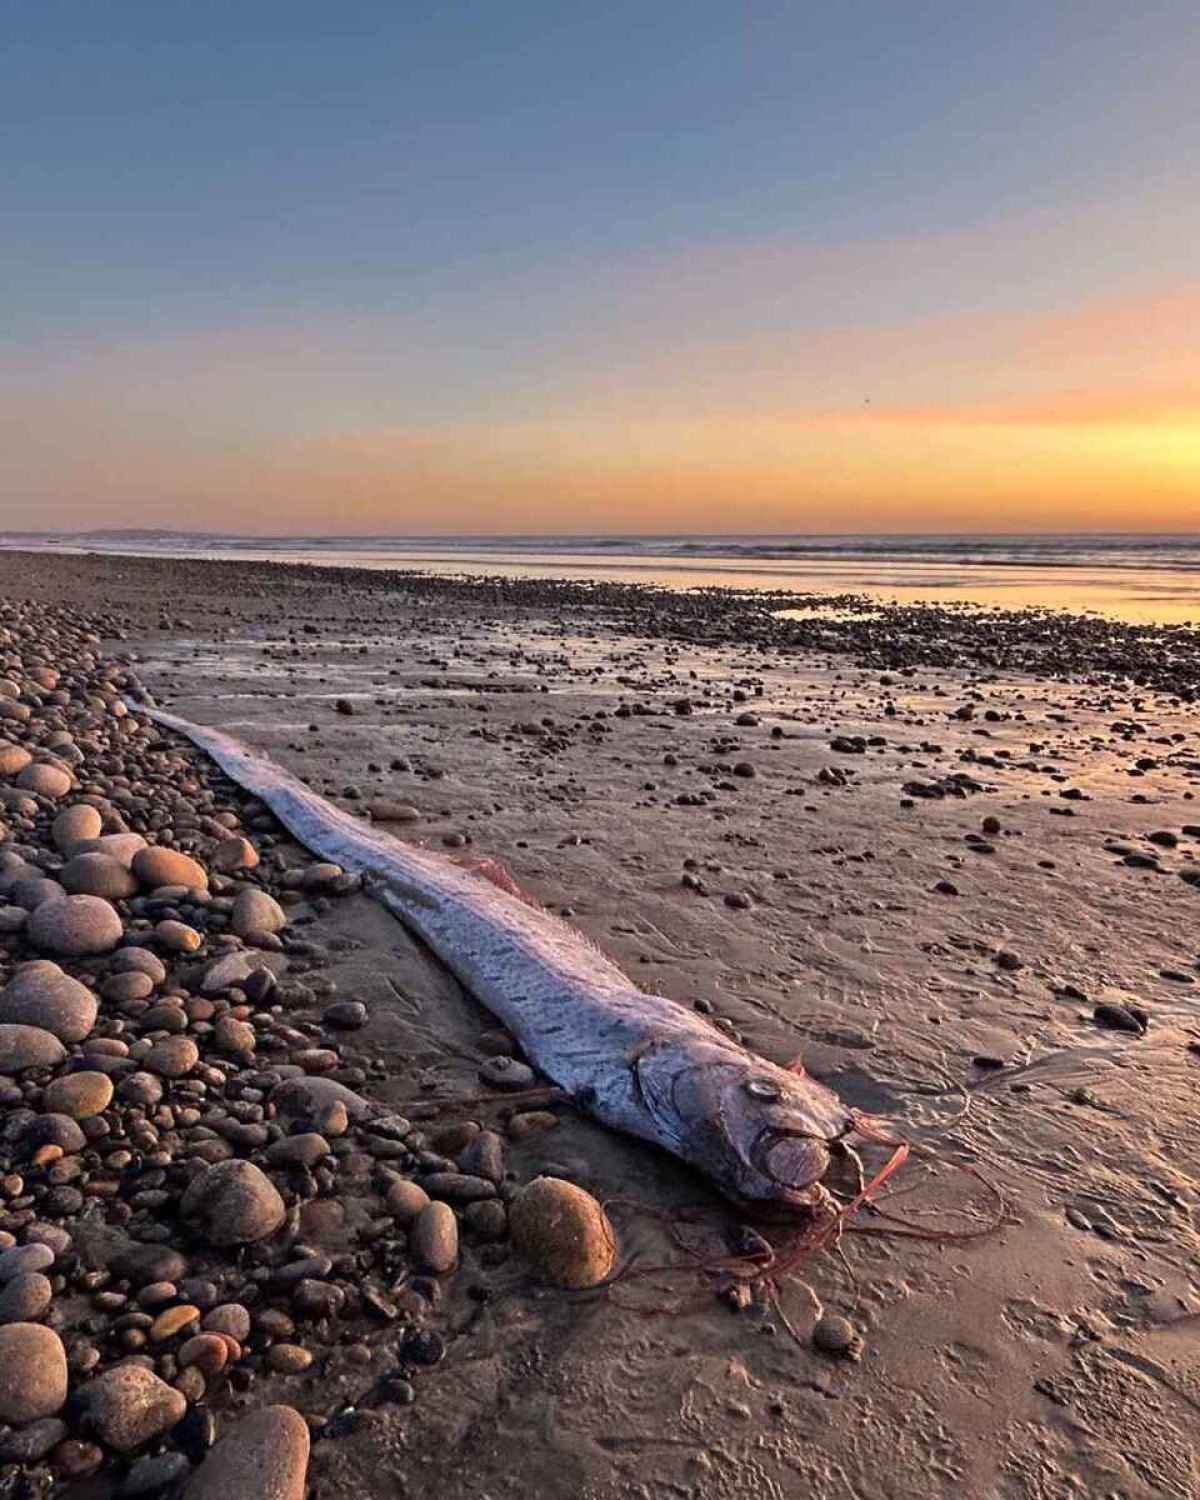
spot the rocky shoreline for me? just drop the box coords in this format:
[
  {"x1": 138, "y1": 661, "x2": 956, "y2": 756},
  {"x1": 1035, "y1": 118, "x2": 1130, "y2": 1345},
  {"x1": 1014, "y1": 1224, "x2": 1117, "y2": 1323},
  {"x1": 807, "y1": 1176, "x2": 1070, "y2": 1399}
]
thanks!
[
  {"x1": 0, "y1": 593, "x2": 616, "y2": 1498},
  {"x1": 10, "y1": 547, "x2": 1200, "y2": 697}
]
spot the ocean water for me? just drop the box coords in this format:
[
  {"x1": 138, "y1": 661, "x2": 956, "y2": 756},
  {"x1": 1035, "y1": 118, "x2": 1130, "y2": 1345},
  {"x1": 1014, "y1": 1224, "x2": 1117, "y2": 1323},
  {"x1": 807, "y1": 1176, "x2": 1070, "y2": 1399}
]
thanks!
[{"x1": 8, "y1": 531, "x2": 1200, "y2": 626}]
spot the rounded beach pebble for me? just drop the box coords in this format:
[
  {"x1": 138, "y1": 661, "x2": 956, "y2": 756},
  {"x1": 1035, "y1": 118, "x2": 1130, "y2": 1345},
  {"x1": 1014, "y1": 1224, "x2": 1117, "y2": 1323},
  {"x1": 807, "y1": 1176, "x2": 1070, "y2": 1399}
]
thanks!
[
  {"x1": 812, "y1": 1314, "x2": 863, "y2": 1359},
  {"x1": 508, "y1": 1176, "x2": 617, "y2": 1288},
  {"x1": 411, "y1": 1201, "x2": 458, "y2": 1273},
  {"x1": 0, "y1": 961, "x2": 97, "y2": 1041},
  {"x1": 0, "y1": 1271, "x2": 54, "y2": 1323},
  {"x1": 59, "y1": 851, "x2": 138, "y2": 900},
  {"x1": 132, "y1": 845, "x2": 208, "y2": 890},
  {"x1": 0, "y1": 1323, "x2": 68, "y2": 1424},
  {"x1": 155, "y1": 919, "x2": 202, "y2": 953},
  {"x1": 182, "y1": 1404, "x2": 309, "y2": 1500},
  {"x1": 212, "y1": 835, "x2": 259, "y2": 873},
  {"x1": 230, "y1": 886, "x2": 285, "y2": 937},
  {"x1": 271, "y1": 1075, "x2": 371, "y2": 1122},
  {"x1": 180, "y1": 1159, "x2": 286, "y2": 1245},
  {"x1": 0, "y1": 1244, "x2": 55, "y2": 1282},
  {"x1": 0, "y1": 743, "x2": 32, "y2": 777},
  {"x1": 0, "y1": 1024, "x2": 66, "y2": 1074},
  {"x1": 385, "y1": 1178, "x2": 430, "y2": 1225},
  {"x1": 41, "y1": 1070, "x2": 114, "y2": 1119},
  {"x1": 89, "y1": 831, "x2": 147, "y2": 867},
  {"x1": 10, "y1": 877, "x2": 64, "y2": 911},
  {"x1": 110, "y1": 947, "x2": 167, "y2": 983},
  {"x1": 79, "y1": 1361, "x2": 187, "y2": 1452},
  {"x1": 144, "y1": 1035, "x2": 199, "y2": 1078},
  {"x1": 369, "y1": 800, "x2": 421, "y2": 823},
  {"x1": 26, "y1": 894, "x2": 123, "y2": 956},
  {"x1": 16, "y1": 762, "x2": 72, "y2": 799},
  {"x1": 52, "y1": 803, "x2": 103, "y2": 851}
]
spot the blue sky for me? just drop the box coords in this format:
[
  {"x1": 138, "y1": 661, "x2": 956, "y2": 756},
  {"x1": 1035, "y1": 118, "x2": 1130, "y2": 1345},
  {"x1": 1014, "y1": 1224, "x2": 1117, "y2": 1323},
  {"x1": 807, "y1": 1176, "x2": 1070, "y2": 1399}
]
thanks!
[
  {"x1": 6, "y1": 2, "x2": 1196, "y2": 332},
  {"x1": 2, "y1": 2, "x2": 1198, "y2": 530}
]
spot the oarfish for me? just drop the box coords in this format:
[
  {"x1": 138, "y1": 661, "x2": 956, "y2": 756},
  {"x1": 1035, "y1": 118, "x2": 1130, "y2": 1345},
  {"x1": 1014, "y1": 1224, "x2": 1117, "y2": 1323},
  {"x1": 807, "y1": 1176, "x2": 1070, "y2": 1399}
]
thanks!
[{"x1": 138, "y1": 704, "x2": 855, "y2": 1216}]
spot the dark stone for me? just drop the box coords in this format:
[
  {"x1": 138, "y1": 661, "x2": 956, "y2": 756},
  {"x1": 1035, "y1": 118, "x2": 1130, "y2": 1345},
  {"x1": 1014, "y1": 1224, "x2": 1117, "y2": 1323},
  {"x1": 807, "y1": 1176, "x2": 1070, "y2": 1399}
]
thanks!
[
  {"x1": 401, "y1": 1328, "x2": 445, "y2": 1367},
  {"x1": 173, "y1": 1402, "x2": 218, "y2": 1463},
  {"x1": 1094, "y1": 1003, "x2": 1147, "y2": 1035},
  {"x1": 111, "y1": 1244, "x2": 189, "y2": 1285}
]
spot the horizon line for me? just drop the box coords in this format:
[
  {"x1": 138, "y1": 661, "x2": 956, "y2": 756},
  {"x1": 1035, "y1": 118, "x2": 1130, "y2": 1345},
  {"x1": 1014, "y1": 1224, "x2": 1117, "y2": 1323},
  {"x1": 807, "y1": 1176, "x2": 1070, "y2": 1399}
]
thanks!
[{"x1": 6, "y1": 527, "x2": 1200, "y2": 543}]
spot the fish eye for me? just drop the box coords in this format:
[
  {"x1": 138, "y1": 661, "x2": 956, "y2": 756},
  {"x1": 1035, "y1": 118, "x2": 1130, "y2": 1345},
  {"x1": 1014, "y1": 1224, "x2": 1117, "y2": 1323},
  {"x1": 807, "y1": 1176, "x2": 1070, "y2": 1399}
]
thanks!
[{"x1": 742, "y1": 1077, "x2": 781, "y2": 1100}]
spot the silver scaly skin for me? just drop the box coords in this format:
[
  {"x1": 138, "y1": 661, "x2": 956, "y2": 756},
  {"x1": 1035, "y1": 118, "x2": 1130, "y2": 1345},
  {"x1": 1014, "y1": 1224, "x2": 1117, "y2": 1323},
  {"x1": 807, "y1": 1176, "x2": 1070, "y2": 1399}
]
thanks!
[{"x1": 136, "y1": 704, "x2": 854, "y2": 1215}]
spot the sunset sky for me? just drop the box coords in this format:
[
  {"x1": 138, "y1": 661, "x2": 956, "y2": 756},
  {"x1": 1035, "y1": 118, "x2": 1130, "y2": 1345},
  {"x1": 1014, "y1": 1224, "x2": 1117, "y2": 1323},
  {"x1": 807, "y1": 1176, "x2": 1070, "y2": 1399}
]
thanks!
[{"x1": 3, "y1": 3, "x2": 1198, "y2": 535}]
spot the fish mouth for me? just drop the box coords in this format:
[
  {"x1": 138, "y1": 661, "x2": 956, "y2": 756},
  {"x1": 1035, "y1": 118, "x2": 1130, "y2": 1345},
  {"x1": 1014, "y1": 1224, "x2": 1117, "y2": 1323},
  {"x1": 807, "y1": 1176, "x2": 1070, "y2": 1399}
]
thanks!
[{"x1": 751, "y1": 1129, "x2": 831, "y2": 1194}]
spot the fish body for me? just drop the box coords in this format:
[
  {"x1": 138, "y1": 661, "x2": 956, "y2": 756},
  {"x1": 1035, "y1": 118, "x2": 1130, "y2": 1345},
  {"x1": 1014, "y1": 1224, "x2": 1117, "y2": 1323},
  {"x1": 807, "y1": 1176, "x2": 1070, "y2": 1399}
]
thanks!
[{"x1": 138, "y1": 704, "x2": 853, "y2": 1214}]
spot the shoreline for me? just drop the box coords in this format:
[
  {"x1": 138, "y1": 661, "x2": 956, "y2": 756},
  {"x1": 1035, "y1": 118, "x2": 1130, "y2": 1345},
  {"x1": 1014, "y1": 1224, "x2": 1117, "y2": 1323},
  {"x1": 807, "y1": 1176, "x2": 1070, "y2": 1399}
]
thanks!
[
  {"x1": 6, "y1": 537, "x2": 1200, "y2": 627},
  {"x1": 0, "y1": 550, "x2": 1198, "y2": 1496},
  {"x1": 4, "y1": 546, "x2": 1200, "y2": 691}
]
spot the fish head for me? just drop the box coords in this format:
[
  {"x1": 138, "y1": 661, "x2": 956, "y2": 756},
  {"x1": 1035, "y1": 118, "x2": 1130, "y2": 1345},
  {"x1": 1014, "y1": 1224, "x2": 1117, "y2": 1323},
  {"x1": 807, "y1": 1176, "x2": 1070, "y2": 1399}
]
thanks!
[
  {"x1": 634, "y1": 1041, "x2": 852, "y2": 1215},
  {"x1": 714, "y1": 1062, "x2": 852, "y2": 1212}
]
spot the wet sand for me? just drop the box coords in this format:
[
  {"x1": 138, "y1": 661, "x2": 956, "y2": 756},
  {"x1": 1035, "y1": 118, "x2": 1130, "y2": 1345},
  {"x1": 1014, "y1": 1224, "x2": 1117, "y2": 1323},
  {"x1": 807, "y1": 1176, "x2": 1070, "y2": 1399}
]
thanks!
[
  {"x1": 16, "y1": 535, "x2": 1200, "y2": 625},
  {"x1": 8, "y1": 551, "x2": 1200, "y2": 1499}
]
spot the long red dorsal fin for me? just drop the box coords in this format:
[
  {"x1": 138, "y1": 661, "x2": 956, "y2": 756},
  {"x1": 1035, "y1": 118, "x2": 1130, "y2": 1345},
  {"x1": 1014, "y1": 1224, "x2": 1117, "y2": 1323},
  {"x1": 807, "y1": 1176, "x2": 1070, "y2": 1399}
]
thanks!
[{"x1": 460, "y1": 856, "x2": 542, "y2": 909}]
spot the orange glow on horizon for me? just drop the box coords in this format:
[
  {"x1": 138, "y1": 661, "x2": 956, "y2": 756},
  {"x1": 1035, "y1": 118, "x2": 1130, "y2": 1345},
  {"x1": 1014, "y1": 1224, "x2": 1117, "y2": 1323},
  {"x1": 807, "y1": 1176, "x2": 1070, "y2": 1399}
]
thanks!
[{"x1": 3, "y1": 280, "x2": 1198, "y2": 536}]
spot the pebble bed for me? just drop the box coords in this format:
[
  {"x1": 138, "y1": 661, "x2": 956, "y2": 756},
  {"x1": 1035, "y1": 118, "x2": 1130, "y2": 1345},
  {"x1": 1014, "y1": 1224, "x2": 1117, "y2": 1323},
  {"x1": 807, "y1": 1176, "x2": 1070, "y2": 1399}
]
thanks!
[{"x1": 0, "y1": 597, "x2": 604, "y2": 1497}]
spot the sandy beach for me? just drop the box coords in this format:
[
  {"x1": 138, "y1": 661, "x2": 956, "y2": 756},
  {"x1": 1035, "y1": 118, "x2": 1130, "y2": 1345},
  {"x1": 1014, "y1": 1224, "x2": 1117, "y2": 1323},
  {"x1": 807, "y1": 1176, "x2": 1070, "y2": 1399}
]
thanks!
[{"x1": 0, "y1": 549, "x2": 1198, "y2": 1499}]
